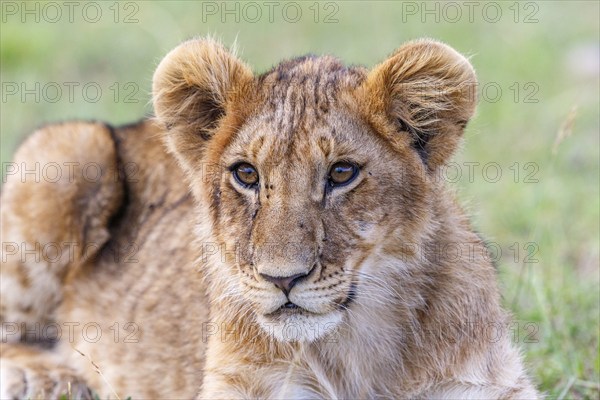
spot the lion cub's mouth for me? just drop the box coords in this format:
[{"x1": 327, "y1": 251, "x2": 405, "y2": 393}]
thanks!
[
  {"x1": 258, "y1": 301, "x2": 344, "y2": 342},
  {"x1": 282, "y1": 301, "x2": 300, "y2": 310},
  {"x1": 339, "y1": 282, "x2": 357, "y2": 308},
  {"x1": 265, "y1": 281, "x2": 357, "y2": 319},
  {"x1": 267, "y1": 302, "x2": 305, "y2": 318}
]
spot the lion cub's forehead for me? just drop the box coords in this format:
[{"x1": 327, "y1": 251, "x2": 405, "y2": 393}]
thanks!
[
  {"x1": 254, "y1": 56, "x2": 366, "y2": 129},
  {"x1": 226, "y1": 56, "x2": 368, "y2": 164},
  {"x1": 257, "y1": 54, "x2": 366, "y2": 89}
]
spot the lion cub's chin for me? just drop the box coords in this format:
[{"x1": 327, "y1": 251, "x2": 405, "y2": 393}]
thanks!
[{"x1": 256, "y1": 309, "x2": 343, "y2": 343}]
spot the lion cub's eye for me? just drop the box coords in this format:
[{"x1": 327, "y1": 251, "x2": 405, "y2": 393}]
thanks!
[
  {"x1": 328, "y1": 162, "x2": 359, "y2": 187},
  {"x1": 232, "y1": 163, "x2": 259, "y2": 187}
]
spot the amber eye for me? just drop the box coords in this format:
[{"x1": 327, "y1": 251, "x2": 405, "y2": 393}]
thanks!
[
  {"x1": 328, "y1": 162, "x2": 359, "y2": 186},
  {"x1": 233, "y1": 163, "x2": 259, "y2": 187}
]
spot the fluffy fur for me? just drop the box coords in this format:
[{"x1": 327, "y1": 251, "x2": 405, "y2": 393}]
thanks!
[{"x1": 0, "y1": 38, "x2": 539, "y2": 399}]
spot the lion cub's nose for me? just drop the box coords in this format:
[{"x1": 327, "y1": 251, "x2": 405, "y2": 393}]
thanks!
[{"x1": 260, "y1": 271, "x2": 310, "y2": 296}]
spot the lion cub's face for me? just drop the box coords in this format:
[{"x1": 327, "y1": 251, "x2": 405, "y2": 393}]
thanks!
[
  {"x1": 216, "y1": 81, "x2": 428, "y2": 341},
  {"x1": 153, "y1": 39, "x2": 477, "y2": 342}
]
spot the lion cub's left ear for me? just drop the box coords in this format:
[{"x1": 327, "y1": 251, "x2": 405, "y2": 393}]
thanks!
[
  {"x1": 363, "y1": 39, "x2": 477, "y2": 170},
  {"x1": 152, "y1": 38, "x2": 253, "y2": 173}
]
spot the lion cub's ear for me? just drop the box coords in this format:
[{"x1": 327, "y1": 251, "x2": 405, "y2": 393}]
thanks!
[
  {"x1": 364, "y1": 39, "x2": 477, "y2": 170},
  {"x1": 152, "y1": 38, "x2": 253, "y2": 171}
]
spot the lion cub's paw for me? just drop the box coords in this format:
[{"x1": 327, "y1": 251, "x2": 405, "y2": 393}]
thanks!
[{"x1": 0, "y1": 359, "x2": 92, "y2": 400}]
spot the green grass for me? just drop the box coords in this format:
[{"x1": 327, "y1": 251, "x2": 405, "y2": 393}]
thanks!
[{"x1": 2, "y1": 1, "x2": 598, "y2": 398}]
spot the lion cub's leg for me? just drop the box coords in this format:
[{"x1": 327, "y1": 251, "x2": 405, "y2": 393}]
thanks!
[
  {"x1": 1, "y1": 122, "x2": 123, "y2": 343},
  {"x1": 0, "y1": 343, "x2": 93, "y2": 399}
]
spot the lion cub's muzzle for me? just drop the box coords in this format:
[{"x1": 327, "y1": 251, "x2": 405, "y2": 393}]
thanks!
[{"x1": 259, "y1": 263, "x2": 316, "y2": 297}]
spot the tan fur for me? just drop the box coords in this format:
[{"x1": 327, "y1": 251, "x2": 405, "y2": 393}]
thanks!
[
  {"x1": 1, "y1": 121, "x2": 206, "y2": 398},
  {"x1": 1, "y1": 38, "x2": 539, "y2": 399}
]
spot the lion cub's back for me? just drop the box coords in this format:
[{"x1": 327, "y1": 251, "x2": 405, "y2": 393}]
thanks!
[{"x1": 59, "y1": 119, "x2": 208, "y2": 398}]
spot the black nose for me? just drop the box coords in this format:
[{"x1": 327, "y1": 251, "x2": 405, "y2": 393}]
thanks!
[{"x1": 260, "y1": 271, "x2": 310, "y2": 296}]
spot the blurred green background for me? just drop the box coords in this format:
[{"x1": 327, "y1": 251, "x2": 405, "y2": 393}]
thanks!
[{"x1": 1, "y1": 1, "x2": 598, "y2": 398}]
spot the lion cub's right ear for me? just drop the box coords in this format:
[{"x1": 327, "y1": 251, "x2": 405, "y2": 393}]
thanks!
[
  {"x1": 152, "y1": 38, "x2": 253, "y2": 172},
  {"x1": 363, "y1": 39, "x2": 477, "y2": 171}
]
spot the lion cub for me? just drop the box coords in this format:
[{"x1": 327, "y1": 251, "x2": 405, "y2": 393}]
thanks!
[{"x1": 1, "y1": 38, "x2": 538, "y2": 399}]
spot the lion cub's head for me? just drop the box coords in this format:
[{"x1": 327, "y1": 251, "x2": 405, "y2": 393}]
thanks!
[{"x1": 152, "y1": 38, "x2": 477, "y2": 342}]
